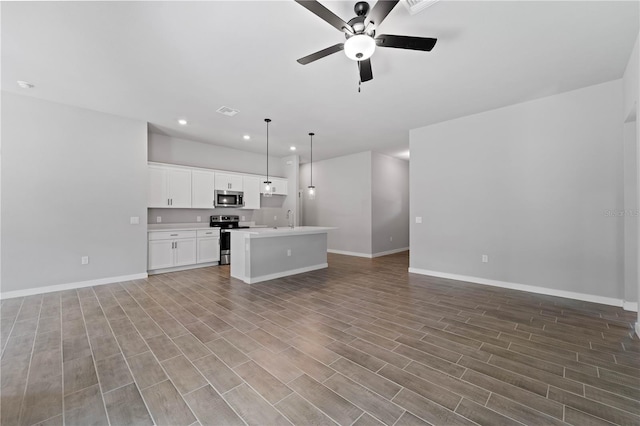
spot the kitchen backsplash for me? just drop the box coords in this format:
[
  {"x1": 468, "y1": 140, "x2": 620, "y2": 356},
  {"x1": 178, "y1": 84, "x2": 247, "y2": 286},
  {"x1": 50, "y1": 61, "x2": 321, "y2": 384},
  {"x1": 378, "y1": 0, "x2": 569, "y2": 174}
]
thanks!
[{"x1": 147, "y1": 196, "x2": 293, "y2": 228}]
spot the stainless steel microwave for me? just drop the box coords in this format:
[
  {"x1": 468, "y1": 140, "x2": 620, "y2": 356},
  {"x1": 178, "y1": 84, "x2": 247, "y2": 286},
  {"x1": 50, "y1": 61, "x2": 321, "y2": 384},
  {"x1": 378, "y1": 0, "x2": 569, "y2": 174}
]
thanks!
[{"x1": 214, "y1": 190, "x2": 244, "y2": 208}]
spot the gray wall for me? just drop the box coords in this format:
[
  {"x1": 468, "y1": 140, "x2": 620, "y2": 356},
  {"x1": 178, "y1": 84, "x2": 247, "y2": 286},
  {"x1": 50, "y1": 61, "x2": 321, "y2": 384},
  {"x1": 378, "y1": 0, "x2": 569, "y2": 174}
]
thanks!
[
  {"x1": 372, "y1": 152, "x2": 410, "y2": 254},
  {"x1": 149, "y1": 133, "x2": 284, "y2": 177},
  {"x1": 301, "y1": 151, "x2": 373, "y2": 255},
  {"x1": 2, "y1": 93, "x2": 148, "y2": 294},
  {"x1": 409, "y1": 80, "x2": 625, "y2": 300},
  {"x1": 624, "y1": 121, "x2": 638, "y2": 304}
]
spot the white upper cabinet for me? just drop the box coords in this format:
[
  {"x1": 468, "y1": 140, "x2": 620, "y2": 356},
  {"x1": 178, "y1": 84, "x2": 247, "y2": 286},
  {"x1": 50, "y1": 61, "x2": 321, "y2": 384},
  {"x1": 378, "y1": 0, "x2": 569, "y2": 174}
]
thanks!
[
  {"x1": 149, "y1": 162, "x2": 287, "y2": 208},
  {"x1": 192, "y1": 170, "x2": 216, "y2": 208},
  {"x1": 215, "y1": 173, "x2": 243, "y2": 191},
  {"x1": 148, "y1": 165, "x2": 192, "y2": 208},
  {"x1": 261, "y1": 177, "x2": 288, "y2": 195},
  {"x1": 242, "y1": 176, "x2": 261, "y2": 210}
]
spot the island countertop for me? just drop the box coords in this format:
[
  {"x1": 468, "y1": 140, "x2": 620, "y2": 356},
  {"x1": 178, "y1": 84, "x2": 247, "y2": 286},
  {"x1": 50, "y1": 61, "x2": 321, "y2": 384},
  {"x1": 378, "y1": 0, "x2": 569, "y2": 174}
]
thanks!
[{"x1": 228, "y1": 226, "x2": 336, "y2": 238}]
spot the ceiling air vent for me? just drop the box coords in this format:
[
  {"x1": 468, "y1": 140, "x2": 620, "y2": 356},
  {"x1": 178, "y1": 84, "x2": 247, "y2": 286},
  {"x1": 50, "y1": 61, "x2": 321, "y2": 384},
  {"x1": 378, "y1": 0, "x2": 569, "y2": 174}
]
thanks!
[
  {"x1": 216, "y1": 106, "x2": 239, "y2": 117},
  {"x1": 401, "y1": 0, "x2": 439, "y2": 15}
]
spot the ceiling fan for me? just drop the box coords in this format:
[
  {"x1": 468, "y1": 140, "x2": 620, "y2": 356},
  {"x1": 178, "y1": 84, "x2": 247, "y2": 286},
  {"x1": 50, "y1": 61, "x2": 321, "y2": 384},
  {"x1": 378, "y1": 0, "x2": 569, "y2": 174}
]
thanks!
[{"x1": 295, "y1": 0, "x2": 437, "y2": 84}]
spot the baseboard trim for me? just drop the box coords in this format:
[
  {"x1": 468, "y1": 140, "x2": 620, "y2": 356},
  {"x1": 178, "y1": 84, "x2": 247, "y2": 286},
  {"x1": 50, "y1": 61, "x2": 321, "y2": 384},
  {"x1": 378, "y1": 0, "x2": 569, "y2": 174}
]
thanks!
[
  {"x1": 148, "y1": 262, "x2": 219, "y2": 275},
  {"x1": 0, "y1": 272, "x2": 149, "y2": 300},
  {"x1": 373, "y1": 247, "x2": 410, "y2": 258},
  {"x1": 408, "y1": 268, "x2": 627, "y2": 308},
  {"x1": 244, "y1": 263, "x2": 328, "y2": 284},
  {"x1": 623, "y1": 301, "x2": 639, "y2": 312},
  {"x1": 327, "y1": 249, "x2": 373, "y2": 258}
]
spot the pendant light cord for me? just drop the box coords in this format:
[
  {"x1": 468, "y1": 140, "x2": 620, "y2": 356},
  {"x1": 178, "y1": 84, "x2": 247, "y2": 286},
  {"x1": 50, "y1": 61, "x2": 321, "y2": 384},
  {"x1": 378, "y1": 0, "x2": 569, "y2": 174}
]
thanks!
[
  {"x1": 309, "y1": 132, "x2": 314, "y2": 187},
  {"x1": 265, "y1": 118, "x2": 271, "y2": 182}
]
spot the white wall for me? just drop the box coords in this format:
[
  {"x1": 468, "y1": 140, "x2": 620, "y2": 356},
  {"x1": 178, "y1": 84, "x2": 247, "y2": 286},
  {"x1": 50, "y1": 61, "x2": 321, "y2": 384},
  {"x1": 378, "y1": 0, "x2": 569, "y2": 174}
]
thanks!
[
  {"x1": 409, "y1": 80, "x2": 625, "y2": 302},
  {"x1": 301, "y1": 152, "x2": 373, "y2": 255},
  {"x1": 300, "y1": 151, "x2": 410, "y2": 257},
  {"x1": 372, "y1": 152, "x2": 409, "y2": 254},
  {"x1": 149, "y1": 133, "x2": 285, "y2": 177},
  {"x1": 2, "y1": 93, "x2": 148, "y2": 296},
  {"x1": 624, "y1": 121, "x2": 638, "y2": 305},
  {"x1": 623, "y1": 35, "x2": 639, "y2": 121}
]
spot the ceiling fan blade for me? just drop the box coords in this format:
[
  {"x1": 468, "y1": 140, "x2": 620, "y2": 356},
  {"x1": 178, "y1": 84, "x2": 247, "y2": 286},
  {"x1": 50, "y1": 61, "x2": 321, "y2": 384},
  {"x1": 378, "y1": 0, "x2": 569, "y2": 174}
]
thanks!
[
  {"x1": 359, "y1": 58, "x2": 373, "y2": 82},
  {"x1": 365, "y1": 0, "x2": 399, "y2": 28},
  {"x1": 375, "y1": 34, "x2": 437, "y2": 51},
  {"x1": 297, "y1": 43, "x2": 344, "y2": 65},
  {"x1": 295, "y1": 0, "x2": 354, "y2": 33}
]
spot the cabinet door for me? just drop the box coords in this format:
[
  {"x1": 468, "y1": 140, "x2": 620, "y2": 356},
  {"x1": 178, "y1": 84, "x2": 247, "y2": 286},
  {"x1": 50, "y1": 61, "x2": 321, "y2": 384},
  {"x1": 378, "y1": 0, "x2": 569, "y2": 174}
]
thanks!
[
  {"x1": 168, "y1": 168, "x2": 192, "y2": 208},
  {"x1": 148, "y1": 240, "x2": 174, "y2": 270},
  {"x1": 197, "y1": 237, "x2": 220, "y2": 263},
  {"x1": 228, "y1": 175, "x2": 244, "y2": 191},
  {"x1": 271, "y1": 178, "x2": 288, "y2": 195},
  {"x1": 192, "y1": 170, "x2": 215, "y2": 209},
  {"x1": 215, "y1": 173, "x2": 244, "y2": 191},
  {"x1": 241, "y1": 176, "x2": 261, "y2": 210},
  {"x1": 174, "y1": 238, "x2": 197, "y2": 266},
  {"x1": 148, "y1": 166, "x2": 169, "y2": 207}
]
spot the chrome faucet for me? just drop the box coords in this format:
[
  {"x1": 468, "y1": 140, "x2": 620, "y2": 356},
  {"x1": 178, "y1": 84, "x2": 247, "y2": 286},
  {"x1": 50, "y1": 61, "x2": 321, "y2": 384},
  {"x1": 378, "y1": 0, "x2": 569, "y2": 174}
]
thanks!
[{"x1": 287, "y1": 210, "x2": 294, "y2": 228}]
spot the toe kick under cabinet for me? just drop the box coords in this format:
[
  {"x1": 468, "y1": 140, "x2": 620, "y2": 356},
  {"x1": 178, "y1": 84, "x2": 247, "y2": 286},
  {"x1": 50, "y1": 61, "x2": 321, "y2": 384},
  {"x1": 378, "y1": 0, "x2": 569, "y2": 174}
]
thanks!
[{"x1": 148, "y1": 229, "x2": 220, "y2": 274}]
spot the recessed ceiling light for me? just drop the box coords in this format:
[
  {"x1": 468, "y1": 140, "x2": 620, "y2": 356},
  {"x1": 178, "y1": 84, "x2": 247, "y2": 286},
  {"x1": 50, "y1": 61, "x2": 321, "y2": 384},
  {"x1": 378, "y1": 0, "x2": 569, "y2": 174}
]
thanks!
[
  {"x1": 17, "y1": 80, "x2": 34, "y2": 89},
  {"x1": 290, "y1": 146, "x2": 297, "y2": 151},
  {"x1": 243, "y1": 135, "x2": 251, "y2": 140},
  {"x1": 178, "y1": 119, "x2": 188, "y2": 126}
]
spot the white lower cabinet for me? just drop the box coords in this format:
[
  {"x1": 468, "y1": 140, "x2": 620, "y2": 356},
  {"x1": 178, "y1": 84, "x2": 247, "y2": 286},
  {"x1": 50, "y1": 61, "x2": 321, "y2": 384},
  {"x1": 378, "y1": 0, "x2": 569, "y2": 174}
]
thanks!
[
  {"x1": 148, "y1": 229, "x2": 220, "y2": 272},
  {"x1": 148, "y1": 240, "x2": 175, "y2": 270},
  {"x1": 148, "y1": 231, "x2": 197, "y2": 270},
  {"x1": 196, "y1": 229, "x2": 220, "y2": 263}
]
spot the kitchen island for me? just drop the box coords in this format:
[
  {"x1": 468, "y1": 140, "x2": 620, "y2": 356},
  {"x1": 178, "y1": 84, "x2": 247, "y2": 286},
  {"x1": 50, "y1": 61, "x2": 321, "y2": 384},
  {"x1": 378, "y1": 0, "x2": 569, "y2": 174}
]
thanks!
[{"x1": 229, "y1": 226, "x2": 336, "y2": 284}]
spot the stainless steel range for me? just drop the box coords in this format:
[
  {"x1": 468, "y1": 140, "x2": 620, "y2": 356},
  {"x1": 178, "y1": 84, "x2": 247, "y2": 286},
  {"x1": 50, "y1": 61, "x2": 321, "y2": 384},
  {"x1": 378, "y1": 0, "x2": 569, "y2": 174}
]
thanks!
[{"x1": 210, "y1": 215, "x2": 248, "y2": 265}]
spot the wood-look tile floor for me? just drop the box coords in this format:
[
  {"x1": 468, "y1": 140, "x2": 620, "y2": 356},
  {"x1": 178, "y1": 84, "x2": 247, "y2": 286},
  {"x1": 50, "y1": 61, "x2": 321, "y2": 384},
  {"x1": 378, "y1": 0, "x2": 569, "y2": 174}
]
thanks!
[{"x1": 2, "y1": 252, "x2": 639, "y2": 426}]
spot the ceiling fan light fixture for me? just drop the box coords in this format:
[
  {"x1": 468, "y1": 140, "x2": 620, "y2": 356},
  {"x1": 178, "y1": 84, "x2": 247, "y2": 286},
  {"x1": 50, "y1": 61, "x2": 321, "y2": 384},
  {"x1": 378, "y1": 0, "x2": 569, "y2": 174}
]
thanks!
[{"x1": 344, "y1": 34, "x2": 376, "y2": 61}]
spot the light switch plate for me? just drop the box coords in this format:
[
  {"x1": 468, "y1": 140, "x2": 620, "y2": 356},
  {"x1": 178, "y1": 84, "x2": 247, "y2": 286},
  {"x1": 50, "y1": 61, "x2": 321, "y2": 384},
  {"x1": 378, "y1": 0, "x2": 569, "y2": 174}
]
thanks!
[
  {"x1": 157, "y1": 216, "x2": 162, "y2": 223},
  {"x1": 196, "y1": 216, "x2": 201, "y2": 222},
  {"x1": 130, "y1": 216, "x2": 139, "y2": 225},
  {"x1": 415, "y1": 217, "x2": 422, "y2": 224}
]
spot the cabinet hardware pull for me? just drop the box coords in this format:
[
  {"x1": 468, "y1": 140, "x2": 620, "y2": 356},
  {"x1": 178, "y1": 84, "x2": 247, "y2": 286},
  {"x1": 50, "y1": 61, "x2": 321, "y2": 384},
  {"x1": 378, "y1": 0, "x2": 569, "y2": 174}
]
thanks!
[
  {"x1": 170, "y1": 234, "x2": 178, "y2": 236},
  {"x1": 167, "y1": 198, "x2": 170, "y2": 205}
]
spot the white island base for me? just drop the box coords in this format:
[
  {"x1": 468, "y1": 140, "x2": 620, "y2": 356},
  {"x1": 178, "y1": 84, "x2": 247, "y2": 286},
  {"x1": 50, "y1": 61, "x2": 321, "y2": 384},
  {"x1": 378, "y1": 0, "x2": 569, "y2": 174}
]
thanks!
[{"x1": 230, "y1": 227, "x2": 335, "y2": 284}]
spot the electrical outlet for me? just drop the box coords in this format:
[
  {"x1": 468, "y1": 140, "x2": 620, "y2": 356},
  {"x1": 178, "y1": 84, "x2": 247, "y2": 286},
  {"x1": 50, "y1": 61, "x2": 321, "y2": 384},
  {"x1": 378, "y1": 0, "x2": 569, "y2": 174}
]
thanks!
[
  {"x1": 241, "y1": 216, "x2": 245, "y2": 221},
  {"x1": 415, "y1": 217, "x2": 422, "y2": 224},
  {"x1": 196, "y1": 216, "x2": 201, "y2": 222},
  {"x1": 157, "y1": 216, "x2": 162, "y2": 223},
  {"x1": 482, "y1": 255, "x2": 489, "y2": 263},
  {"x1": 274, "y1": 215, "x2": 277, "y2": 221},
  {"x1": 81, "y1": 256, "x2": 89, "y2": 265},
  {"x1": 130, "y1": 216, "x2": 139, "y2": 225},
  {"x1": 390, "y1": 236, "x2": 393, "y2": 242},
  {"x1": 287, "y1": 249, "x2": 291, "y2": 257}
]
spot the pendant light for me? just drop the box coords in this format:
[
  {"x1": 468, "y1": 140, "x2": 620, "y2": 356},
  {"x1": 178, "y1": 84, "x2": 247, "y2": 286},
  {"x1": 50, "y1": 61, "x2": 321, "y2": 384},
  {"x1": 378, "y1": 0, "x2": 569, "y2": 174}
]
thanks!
[
  {"x1": 307, "y1": 132, "x2": 316, "y2": 200},
  {"x1": 263, "y1": 118, "x2": 272, "y2": 197}
]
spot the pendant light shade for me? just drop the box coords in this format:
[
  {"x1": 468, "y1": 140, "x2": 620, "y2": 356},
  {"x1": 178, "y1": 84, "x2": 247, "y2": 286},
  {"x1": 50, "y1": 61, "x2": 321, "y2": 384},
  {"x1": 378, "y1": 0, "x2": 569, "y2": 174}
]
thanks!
[
  {"x1": 307, "y1": 132, "x2": 316, "y2": 200},
  {"x1": 263, "y1": 118, "x2": 273, "y2": 197}
]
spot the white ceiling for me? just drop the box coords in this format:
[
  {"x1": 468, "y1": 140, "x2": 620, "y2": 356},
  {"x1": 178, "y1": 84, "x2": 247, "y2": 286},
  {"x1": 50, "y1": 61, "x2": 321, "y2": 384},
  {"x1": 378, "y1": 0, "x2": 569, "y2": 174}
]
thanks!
[{"x1": 2, "y1": 1, "x2": 638, "y2": 162}]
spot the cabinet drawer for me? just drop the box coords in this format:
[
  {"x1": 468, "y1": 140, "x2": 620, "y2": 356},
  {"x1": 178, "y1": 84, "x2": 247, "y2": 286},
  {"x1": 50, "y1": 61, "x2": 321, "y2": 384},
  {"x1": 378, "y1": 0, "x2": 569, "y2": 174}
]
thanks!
[
  {"x1": 197, "y1": 229, "x2": 220, "y2": 238},
  {"x1": 149, "y1": 231, "x2": 197, "y2": 241}
]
